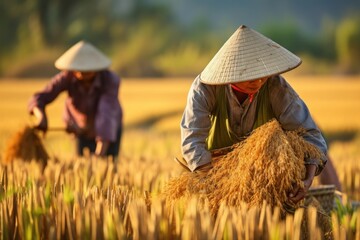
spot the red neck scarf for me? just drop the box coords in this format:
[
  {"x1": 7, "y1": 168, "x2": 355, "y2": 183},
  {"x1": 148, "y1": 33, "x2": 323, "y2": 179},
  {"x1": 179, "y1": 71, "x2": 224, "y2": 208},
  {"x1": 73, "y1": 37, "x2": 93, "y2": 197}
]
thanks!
[{"x1": 230, "y1": 84, "x2": 255, "y2": 103}]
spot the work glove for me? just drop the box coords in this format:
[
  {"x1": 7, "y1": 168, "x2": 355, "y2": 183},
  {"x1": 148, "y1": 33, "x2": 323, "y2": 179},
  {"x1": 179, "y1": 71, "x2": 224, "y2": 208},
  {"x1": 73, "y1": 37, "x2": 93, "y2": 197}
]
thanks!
[{"x1": 32, "y1": 107, "x2": 48, "y2": 133}]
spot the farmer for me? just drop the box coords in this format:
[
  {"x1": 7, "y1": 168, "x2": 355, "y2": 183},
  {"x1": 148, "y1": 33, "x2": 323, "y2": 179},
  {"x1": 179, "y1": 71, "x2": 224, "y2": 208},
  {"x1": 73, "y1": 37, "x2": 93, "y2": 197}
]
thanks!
[
  {"x1": 28, "y1": 41, "x2": 123, "y2": 159},
  {"x1": 180, "y1": 25, "x2": 328, "y2": 204}
]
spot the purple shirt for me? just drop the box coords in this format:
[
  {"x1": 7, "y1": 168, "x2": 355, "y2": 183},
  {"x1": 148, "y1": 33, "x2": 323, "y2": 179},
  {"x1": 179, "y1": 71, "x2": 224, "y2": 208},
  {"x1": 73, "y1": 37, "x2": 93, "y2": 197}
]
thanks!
[{"x1": 28, "y1": 70, "x2": 122, "y2": 142}]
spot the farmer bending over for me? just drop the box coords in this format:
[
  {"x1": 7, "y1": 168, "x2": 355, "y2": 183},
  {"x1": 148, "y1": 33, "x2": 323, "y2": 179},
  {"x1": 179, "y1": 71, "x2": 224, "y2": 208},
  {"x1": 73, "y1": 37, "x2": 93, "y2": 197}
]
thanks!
[
  {"x1": 180, "y1": 25, "x2": 329, "y2": 204},
  {"x1": 28, "y1": 41, "x2": 123, "y2": 159}
]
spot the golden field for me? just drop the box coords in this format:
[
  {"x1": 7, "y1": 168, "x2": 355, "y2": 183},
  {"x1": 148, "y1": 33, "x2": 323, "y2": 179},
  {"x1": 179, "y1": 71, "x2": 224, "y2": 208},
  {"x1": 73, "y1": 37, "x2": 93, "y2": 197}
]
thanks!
[
  {"x1": 1, "y1": 75, "x2": 360, "y2": 145},
  {"x1": 1, "y1": 75, "x2": 360, "y2": 160},
  {"x1": 0, "y1": 75, "x2": 359, "y2": 239},
  {"x1": 0, "y1": 75, "x2": 360, "y2": 197}
]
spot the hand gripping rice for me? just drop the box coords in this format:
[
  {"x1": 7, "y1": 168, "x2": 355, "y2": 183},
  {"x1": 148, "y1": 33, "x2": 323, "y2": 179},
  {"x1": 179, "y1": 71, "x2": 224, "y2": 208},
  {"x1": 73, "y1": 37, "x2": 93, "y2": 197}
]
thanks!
[{"x1": 163, "y1": 119, "x2": 324, "y2": 215}]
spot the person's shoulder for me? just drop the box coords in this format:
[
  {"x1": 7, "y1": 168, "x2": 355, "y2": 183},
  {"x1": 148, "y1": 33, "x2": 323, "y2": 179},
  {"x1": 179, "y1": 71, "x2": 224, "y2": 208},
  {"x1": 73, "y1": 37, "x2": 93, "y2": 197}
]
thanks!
[
  {"x1": 268, "y1": 75, "x2": 294, "y2": 90},
  {"x1": 195, "y1": 74, "x2": 218, "y2": 89},
  {"x1": 267, "y1": 75, "x2": 298, "y2": 99},
  {"x1": 268, "y1": 75, "x2": 287, "y2": 85},
  {"x1": 100, "y1": 69, "x2": 119, "y2": 78},
  {"x1": 52, "y1": 71, "x2": 72, "y2": 83},
  {"x1": 53, "y1": 70, "x2": 69, "y2": 77},
  {"x1": 100, "y1": 70, "x2": 120, "y2": 83}
]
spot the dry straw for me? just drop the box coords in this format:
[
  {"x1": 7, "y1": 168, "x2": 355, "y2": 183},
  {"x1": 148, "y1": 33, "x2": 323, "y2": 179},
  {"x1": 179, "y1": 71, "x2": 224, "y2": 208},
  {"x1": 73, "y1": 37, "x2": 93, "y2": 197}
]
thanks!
[
  {"x1": 163, "y1": 119, "x2": 324, "y2": 215},
  {"x1": 3, "y1": 125, "x2": 49, "y2": 167}
]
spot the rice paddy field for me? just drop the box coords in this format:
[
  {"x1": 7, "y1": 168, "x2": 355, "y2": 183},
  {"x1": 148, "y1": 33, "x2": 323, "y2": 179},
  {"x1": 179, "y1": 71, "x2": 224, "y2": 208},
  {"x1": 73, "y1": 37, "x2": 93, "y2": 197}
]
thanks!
[{"x1": 0, "y1": 75, "x2": 359, "y2": 239}]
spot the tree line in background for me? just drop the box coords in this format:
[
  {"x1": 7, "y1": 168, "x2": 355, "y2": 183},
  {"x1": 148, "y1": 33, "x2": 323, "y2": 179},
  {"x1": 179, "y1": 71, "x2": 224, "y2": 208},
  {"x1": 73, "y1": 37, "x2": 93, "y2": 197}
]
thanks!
[{"x1": 1, "y1": 0, "x2": 360, "y2": 78}]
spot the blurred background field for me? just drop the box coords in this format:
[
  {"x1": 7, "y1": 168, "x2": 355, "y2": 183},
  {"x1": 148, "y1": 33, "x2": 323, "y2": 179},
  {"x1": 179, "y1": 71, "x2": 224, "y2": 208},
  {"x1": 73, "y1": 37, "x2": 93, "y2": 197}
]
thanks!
[
  {"x1": 1, "y1": 75, "x2": 360, "y2": 168},
  {"x1": 1, "y1": 0, "x2": 360, "y2": 78}
]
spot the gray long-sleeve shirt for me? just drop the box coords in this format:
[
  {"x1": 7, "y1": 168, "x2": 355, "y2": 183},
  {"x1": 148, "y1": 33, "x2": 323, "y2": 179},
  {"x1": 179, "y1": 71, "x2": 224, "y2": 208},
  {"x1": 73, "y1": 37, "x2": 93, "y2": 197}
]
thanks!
[{"x1": 181, "y1": 75, "x2": 327, "y2": 172}]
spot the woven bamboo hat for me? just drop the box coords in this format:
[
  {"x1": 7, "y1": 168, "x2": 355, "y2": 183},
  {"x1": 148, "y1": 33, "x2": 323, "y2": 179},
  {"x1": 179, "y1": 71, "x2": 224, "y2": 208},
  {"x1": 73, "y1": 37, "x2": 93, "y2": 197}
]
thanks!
[
  {"x1": 200, "y1": 25, "x2": 302, "y2": 85},
  {"x1": 54, "y1": 41, "x2": 111, "y2": 71}
]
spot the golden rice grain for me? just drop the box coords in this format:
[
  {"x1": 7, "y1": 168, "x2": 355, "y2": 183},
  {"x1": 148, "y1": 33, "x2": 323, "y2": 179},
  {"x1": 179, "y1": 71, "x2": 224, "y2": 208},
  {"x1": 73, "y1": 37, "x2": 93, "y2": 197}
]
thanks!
[
  {"x1": 163, "y1": 119, "x2": 324, "y2": 215},
  {"x1": 3, "y1": 125, "x2": 49, "y2": 167}
]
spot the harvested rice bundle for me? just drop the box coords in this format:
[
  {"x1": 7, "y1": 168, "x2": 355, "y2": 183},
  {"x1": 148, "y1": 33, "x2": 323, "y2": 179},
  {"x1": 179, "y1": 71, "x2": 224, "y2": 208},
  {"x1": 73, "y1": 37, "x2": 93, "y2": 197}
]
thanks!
[
  {"x1": 163, "y1": 119, "x2": 324, "y2": 214},
  {"x1": 3, "y1": 125, "x2": 49, "y2": 167}
]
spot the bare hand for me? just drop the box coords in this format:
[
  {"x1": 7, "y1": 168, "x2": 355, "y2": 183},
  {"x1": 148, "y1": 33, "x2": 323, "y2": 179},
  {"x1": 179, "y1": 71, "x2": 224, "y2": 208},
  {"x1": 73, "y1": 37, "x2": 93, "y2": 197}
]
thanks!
[
  {"x1": 288, "y1": 164, "x2": 317, "y2": 204},
  {"x1": 288, "y1": 178, "x2": 312, "y2": 204},
  {"x1": 33, "y1": 107, "x2": 48, "y2": 133}
]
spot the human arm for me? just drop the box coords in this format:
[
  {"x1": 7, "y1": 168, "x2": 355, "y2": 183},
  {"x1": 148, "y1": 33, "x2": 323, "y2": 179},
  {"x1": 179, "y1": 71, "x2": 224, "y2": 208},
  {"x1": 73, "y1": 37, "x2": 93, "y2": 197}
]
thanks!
[
  {"x1": 28, "y1": 72, "x2": 69, "y2": 131},
  {"x1": 180, "y1": 76, "x2": 217, "y2": 172},
  {"x1": 269, "y1": 76, "x2": 328, "y2": 175},
  {"x1": 32, "y1": 106, "x2": 48, "y2": 132},
  {"x1": 269, "y1": 76, "x2": 328, "y2": 202}
]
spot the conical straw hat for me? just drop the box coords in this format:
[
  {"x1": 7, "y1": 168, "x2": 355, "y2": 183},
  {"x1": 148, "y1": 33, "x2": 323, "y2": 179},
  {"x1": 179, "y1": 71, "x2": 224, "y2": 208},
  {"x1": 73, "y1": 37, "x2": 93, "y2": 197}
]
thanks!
[
  {"x1": 200, "y1": 25, "x2": 301, "y2": 85},
  {"x1": 55, "y1": 41, "x2": 111, "y2": 71}
]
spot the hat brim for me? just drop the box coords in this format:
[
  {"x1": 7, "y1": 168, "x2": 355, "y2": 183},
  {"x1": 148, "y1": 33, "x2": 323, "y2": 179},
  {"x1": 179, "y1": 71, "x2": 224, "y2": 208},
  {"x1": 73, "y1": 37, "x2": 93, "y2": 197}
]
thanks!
[
  {"x1": 199, "y1": 25, "x2": 302, "y2": 85},
  {"x1": 54, "y1": 41, "x2": 111, "y2": 72}
]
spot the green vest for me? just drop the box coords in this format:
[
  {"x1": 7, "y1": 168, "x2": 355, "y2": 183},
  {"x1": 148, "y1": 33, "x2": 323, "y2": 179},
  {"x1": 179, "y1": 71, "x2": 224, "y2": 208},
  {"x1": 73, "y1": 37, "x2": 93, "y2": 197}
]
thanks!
[{"x1": 206, "y1": 81, "x2": 274, "y2": 150}]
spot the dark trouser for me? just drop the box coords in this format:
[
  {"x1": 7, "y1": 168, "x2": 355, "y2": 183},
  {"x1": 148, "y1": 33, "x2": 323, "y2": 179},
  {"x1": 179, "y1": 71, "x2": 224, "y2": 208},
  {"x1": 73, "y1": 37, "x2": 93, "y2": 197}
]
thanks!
[{"x1": 76, "y1": 127, "x2": 122, "y2": 158}]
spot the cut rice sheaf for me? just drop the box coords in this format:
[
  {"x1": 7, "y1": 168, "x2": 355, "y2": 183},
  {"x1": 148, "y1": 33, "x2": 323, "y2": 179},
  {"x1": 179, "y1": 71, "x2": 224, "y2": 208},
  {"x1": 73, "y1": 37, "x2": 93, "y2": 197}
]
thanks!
[
  {"x1": 3, "y1": 125, "x2": 49, "y2": 168},
  {"x1": 163, "y1": 119, "x2": 324, "y2": 214}
]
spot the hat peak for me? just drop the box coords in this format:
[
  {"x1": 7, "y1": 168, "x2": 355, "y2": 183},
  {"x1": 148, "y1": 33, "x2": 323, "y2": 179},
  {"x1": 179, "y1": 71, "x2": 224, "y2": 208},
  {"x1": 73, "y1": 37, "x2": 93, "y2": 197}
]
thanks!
[
  {"x1": 75, "y1": 40, "x2": 89, "y2": 47},
  {"x1": 54, "y1": 41, "x2": 111, "y2": 71},
  {"x1": 200, "y1": 25, "x2": 301, "y2": 85}
]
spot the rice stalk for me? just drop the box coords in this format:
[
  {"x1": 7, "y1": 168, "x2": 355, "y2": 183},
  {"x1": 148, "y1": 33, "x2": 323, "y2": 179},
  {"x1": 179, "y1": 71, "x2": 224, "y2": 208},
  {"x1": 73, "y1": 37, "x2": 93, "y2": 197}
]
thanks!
[
  {"x1": 3, "y1": 125, "x2": 49, "y2": 168},
  {"x1": 163, "y1": 119, "x2": 324, "y2": 214}
]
